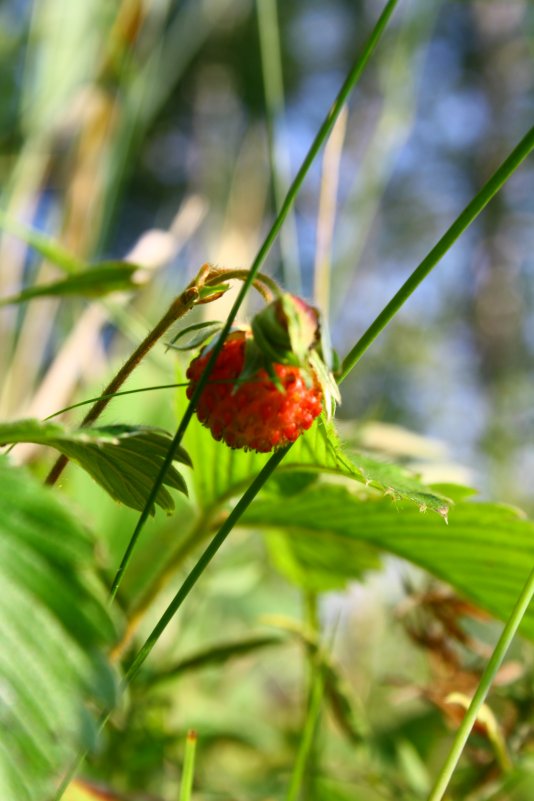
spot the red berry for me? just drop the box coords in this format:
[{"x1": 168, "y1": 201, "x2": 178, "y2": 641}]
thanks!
[{"x1": 186, "y1": 331, "x2": 323, "y2": 453}]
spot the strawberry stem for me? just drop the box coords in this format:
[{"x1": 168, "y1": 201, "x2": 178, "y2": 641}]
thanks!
[
  {"x1": 44, "y1": 263, "x2": 242, "y2": 486},
  {"x1": 204, "y1": 267, "x2": 282, "y2": 301}
]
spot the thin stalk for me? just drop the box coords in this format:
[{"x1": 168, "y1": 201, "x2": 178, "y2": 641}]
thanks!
[
  {"x1": 179, "y1": 730, "x2": 198, "y2": 801},
  {"x1": 427, "y1": 564, "x2": 534, "y2": 801},
  {"x1": 285, "y1": 668, "x2": 324, "y2": 801},
  {"x1": 109, "y1": 0, "x2": 400, "y2": 602},
  {"x1": 44, "y1": 265, "x2": 274, "y2": 486},
  {"x1": 339, "y1": 123, "x2": 534, "y2": 381},
  {"x1": 45, "y1": 282, "x2": 200, "y2": 486},
  {"x1": 123, "y1": 447, "x2": 288, "y2": 683},
  {"x1": 43, "y1": 383, "x2": 188, "y2": 420},
  {"x1": 301, "y1": 592, "x2": 322, "y2": 800},
  {"x1": 110, "y1": 509, "x2": 220, "y2": 662},
  {"x1": 256, "y1": 0, "x2": 301, "y2": 293}
]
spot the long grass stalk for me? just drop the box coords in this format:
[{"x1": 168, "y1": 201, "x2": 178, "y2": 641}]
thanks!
[
  {"x1": 109, "y1": 0, "x2": 400, "y2": 602},
  {"x1": 313, "y1": 106, "x2": 347, "y2": 314},
  {"x1": 339, "y1": 123, "x2": 534, "y2": 381},
  {"x1": 427, "y1": 565, "x2": 534, "y2": 801},
  {"x1": 123, "y1": 446, "x2": 289, "y2": 683},
  {"x1": 285, "y1": 668, "x2": 324, "y2": 801},
  {"x1": 121, "y1": 118, "x2": 534, "y2": 664},
  {"x1": 112, "y1": 118, "x2": 534, "y2": 798}
]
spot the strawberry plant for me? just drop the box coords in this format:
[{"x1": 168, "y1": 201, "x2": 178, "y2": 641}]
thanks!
[{"x1": 1, "y1": 2, "x2": 534, "y2": 801}]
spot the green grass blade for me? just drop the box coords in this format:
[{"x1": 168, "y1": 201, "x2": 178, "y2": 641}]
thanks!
[
  {"x1": 123, "y1": 446, "x2": 288, "y2": 684},
  {"x1": 427, "y1": 565, "x2": 534, "y2": 801},
  {"x1": 43, "y1": 383, "x2": 187, "y2": 421},
  {"x1": 285, "y1": 669, "x2": 324, "y2": 801},
  {"x1": 179, "y1": 730, "x2": 198, "y2": 801},
  {"x1": 110, "y1": 0, "x2": 400, "y2": 602},
  {"x1": 0, "y1": 215, "x2": 85, "y2": 274},
  {"x1": 340, "y1": 123, "x2": 534, "y2": 380},
  {"x1": 0, "y1": 264, "x2": 138, "y2": 306}
]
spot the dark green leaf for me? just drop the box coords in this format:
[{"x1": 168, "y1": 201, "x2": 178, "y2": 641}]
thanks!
[
  {"x1": 147, "y1": 634, "x2": 283, "y2": 685},
  {"x1": 0, "y1": 419, "x2": 191, "y2": 514},
  {"x1": 322, "y1": 661, "x2": 367, "y2": 744},
  {"x1": 0, "y1": 456, "x2": 116, "y2": 801}
]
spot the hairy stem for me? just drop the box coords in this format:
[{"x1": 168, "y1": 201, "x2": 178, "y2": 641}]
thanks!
[
  {"x1": 44, "y1": 264, "x2": 277, "y2": 487},
  {"x1": 45, "y1": 277, "x2": 203, "y2": 486}
]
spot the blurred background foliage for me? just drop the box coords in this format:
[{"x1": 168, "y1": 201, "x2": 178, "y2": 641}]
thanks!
[{"x1": 1, "y1": 1, "x2": 534, "y2": 799}]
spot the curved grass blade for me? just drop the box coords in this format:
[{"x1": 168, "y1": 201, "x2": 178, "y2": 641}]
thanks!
[{"x1": 0, "y1": 263, "x2": 139, "y2": 306}]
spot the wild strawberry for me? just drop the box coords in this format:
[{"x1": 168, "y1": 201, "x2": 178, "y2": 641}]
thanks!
[{"x1": 186, "y1": 330, "x2": 323, "y2": 453}]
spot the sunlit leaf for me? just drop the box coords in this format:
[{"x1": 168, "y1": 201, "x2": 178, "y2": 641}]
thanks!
[
  {"x1": 243, "y1": 484, "x2": 534, "y2": 640},
  {"x1": 63, "y1": 779, "x2": 122, "y2": 800},
  {"x1": 0, "y1": 457, "x2": 117, "y2": 801},
  {"x1": 0, "y1": 215, "x2": 85, "y2": 274},
  {"x1": 0, "y1": 419, "x2": 191, "y2": 514},
  {"x1": 184, "y1": 410, "x2": 451, "y2": 516}
]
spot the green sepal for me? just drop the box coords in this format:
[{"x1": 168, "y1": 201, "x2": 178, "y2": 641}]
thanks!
[
  {"x1": 234, "y1": 336, "x2": 275, "y2": 389},
  {"x1": 309, "y1": 349, "x2": 341, "y2": 418},
  {"x1": 251, "y1": 309, "x2": 296, "y2": 365},
  {"x1": 251, "y1": 293, "x2": 319, "y2": 366},
  {"x1": 166, "y1": 320, "x2": 224, "y2": 351},
  {"x1": 278, "y1": 292, "x2": 320, "y2": 360},
  {"x1": 197, "y1": 282, "x2": 230, "y2": 302}
]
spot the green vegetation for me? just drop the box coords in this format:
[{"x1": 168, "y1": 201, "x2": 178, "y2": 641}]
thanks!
[{"x1": 1, "y1": 2, "x2": 534, "y2": 800}]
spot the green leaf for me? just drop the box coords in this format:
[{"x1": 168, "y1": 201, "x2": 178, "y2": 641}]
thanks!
[
  {"x1": 243, "y1": 484, "x2": 534, "y2": 640},
  {"x1": 197, "y1": 282, "x2": 230, "y2": 300},
  {"x1": 166, "y1": 320, "x2": 224, "y2": 351},
  {"x1": 0, "y1": 419, "x2": 191, "y2": 514},
  {"x1": 146, "y1": 634, "x2": 283, "y2": 685},
  {"x1": 263, "y1": 616, "x2": 366, "y2": 743},
  {"x1": 0, "y1": 263, "x2": 140, "y2": 305},
  {"x1": 0, "y1": 456, "x2": 116, "y2": 801},
  {"x1": 0, "y1": 215, "x2": 85, "y2": 274},
  {"x1": 266, "y1": 527, "x2": 381, "y2": 592},
  {"x1": 323, "y1": 422, "x2": 451, "y2": 516}
]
